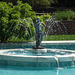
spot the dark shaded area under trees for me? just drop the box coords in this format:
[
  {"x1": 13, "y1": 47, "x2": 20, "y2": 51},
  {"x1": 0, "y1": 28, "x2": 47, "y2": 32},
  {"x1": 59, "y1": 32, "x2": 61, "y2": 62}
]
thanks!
[{"x1": 1, "y1": 0, "x2": 75, "y2": 12}]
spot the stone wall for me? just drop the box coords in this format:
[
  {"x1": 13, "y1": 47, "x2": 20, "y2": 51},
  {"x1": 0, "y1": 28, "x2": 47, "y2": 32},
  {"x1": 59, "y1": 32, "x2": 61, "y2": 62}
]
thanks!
[{"x1": 45, "y1": 21, "x2": 75, "y2": 35}]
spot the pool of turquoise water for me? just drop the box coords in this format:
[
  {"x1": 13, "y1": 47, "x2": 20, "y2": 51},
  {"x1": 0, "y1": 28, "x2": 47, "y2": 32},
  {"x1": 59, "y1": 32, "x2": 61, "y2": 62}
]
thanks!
[
  {"x1": 0, "y1": 43, "x2": 75, "y2": 75},
  {"x1": 0, "y1": 65, "x2": 75, "y2": 75}
]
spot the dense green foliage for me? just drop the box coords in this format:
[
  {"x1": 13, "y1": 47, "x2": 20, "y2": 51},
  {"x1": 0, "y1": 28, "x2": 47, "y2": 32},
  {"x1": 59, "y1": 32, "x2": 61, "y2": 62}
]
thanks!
[
  {"x1": 0, "y1": 1, "x2": 36, "y2": 42},
  {"x1": 54, "y1": 10, "x2": 75, "y2": 21},
  {"x1": 37, "y1": 14, "x2": 52, "y2": 22}
]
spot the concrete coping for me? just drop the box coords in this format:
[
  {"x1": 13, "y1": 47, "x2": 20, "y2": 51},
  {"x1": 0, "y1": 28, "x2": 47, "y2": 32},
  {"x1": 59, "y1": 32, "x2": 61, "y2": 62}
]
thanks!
[{"x1": 0, "y1": 48, "x2": 75, "y2": 62}]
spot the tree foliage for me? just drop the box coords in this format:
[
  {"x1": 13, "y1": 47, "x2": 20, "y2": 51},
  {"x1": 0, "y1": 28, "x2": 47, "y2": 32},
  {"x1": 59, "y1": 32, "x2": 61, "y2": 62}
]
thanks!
[
  {"x1": 0, "y1": 1, "x2": 36, "y2": 42},
  {"x1": 2, "y1": 0, "x2": 75, "y2": 8},
  {"x1": 22, "y1": 0, "x2": 58, "y2": 8},
  {"x1": 2, "y1": 0, "x2": 58, "y2": 8}
]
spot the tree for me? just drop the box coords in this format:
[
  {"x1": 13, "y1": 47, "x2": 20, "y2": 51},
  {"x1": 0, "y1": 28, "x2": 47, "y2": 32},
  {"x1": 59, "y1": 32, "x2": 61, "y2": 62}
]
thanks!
[
  {"x1": 25, "y1": 0, "x2": 58, "y2": 8},
  {"x1": 57, "y1": 0, "x2": 75, "y2": 7},
  {"x1": 2, "y1": 0, "x2": 58, "y2": 8}
]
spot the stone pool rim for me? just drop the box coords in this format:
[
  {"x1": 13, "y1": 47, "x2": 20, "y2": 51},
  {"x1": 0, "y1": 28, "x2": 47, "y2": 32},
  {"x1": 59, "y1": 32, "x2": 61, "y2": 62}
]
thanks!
[{"x1": 0, "y1": 41, "x2": 75, "y2": 63}]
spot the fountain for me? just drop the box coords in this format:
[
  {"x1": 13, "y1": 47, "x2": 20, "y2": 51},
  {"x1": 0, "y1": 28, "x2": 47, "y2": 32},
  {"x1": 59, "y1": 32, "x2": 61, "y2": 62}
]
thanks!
[{"x1": 0, "y1": 17, "x2": 75, "y2": 69}]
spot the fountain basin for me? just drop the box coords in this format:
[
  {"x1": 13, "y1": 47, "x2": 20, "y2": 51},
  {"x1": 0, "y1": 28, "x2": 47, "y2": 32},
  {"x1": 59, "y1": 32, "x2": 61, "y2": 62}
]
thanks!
[
  {"x1": 0, "y1": 50, "x2": 75, "y2": 67},
  {"x1": 0, "y1": 41, "x2": 75, "y2": 67},
  {"x1": 0, "y1": 49, "x2": 75, "y2": 62}
]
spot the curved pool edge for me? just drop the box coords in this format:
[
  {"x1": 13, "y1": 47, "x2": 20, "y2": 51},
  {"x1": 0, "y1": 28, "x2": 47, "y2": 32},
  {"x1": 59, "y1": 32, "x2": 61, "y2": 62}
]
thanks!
[
  {"x1": 0, "y1": 50, "x2": 75, "y2": 62},
  {"x1": 0, "y1": 41, "x2": 75, "y2": 67},
  {"x1": 0, "y1": 51, "x2": 75, "y2": 67}
]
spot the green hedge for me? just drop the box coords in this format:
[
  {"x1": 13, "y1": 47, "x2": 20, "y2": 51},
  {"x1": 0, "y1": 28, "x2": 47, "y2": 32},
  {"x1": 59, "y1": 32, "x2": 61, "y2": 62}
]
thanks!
[{"x1": 54, "y1": 10, "x2": 75, "y2": 21}]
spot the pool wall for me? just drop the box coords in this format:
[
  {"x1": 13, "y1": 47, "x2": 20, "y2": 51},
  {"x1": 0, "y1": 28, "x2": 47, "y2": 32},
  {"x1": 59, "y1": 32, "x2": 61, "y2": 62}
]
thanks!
[
  {"x1": 0, "y1": 53, "x2": 75, "y2": 67},
  {"x1": 0, "y1": 41, "x2": 75, "y2": 50}
]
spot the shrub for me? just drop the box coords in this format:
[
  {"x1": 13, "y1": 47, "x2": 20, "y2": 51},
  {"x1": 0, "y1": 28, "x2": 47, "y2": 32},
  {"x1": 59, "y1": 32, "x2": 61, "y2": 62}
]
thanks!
[
  {"x1": 54, "y1": 10, "x2": 75, "y2": 21},
  {"x1": 37, "y1": 14, "x2": 52, "y2": 23},
  {"x1": 0, "y1": 1, "x2": 36, "y2": 42}
]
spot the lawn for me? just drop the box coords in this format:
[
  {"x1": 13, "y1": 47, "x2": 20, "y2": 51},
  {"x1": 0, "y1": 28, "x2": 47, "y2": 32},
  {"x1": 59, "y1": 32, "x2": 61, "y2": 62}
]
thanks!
[
  {"x1": 7, "y1": 35, "x2": 75, "y2": 42},
  {"x1": 43, "y1": 35, "x2": 75, "y2": 41}
]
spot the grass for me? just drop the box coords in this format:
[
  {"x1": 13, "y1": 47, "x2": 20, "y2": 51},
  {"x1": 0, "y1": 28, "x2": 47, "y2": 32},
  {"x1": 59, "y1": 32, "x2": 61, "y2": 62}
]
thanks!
[
  {"x1": 7, "y1": 35, "x2": 75, "y2": 42},
  {"x1": 43, "y1": 35, "x2": 75, "y2": 41}
]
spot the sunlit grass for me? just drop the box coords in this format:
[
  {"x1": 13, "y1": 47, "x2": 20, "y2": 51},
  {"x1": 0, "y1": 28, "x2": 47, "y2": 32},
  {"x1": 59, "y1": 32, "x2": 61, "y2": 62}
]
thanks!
[
  {"x1": 7, "y1": 35, "x2": 75, "y2": 42},
  {"x1": 43, "y1": 35, "x2": 75, "y2": 41}
]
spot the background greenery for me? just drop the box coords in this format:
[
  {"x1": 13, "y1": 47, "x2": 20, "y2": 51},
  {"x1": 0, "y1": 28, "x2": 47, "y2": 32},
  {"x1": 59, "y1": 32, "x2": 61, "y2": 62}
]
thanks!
[
  {"x1": 2, "y1": 0, "x2": 58, "y2": 8},
  {"x1": 54, "y1": 10, "x2": 75, "y2": 21},
  {"x1": 0, "y1": 1, "x2": 75, "y2": 42},
  {"x1": 2, "y1": 0, "x2": 75, "y2": 8}
]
